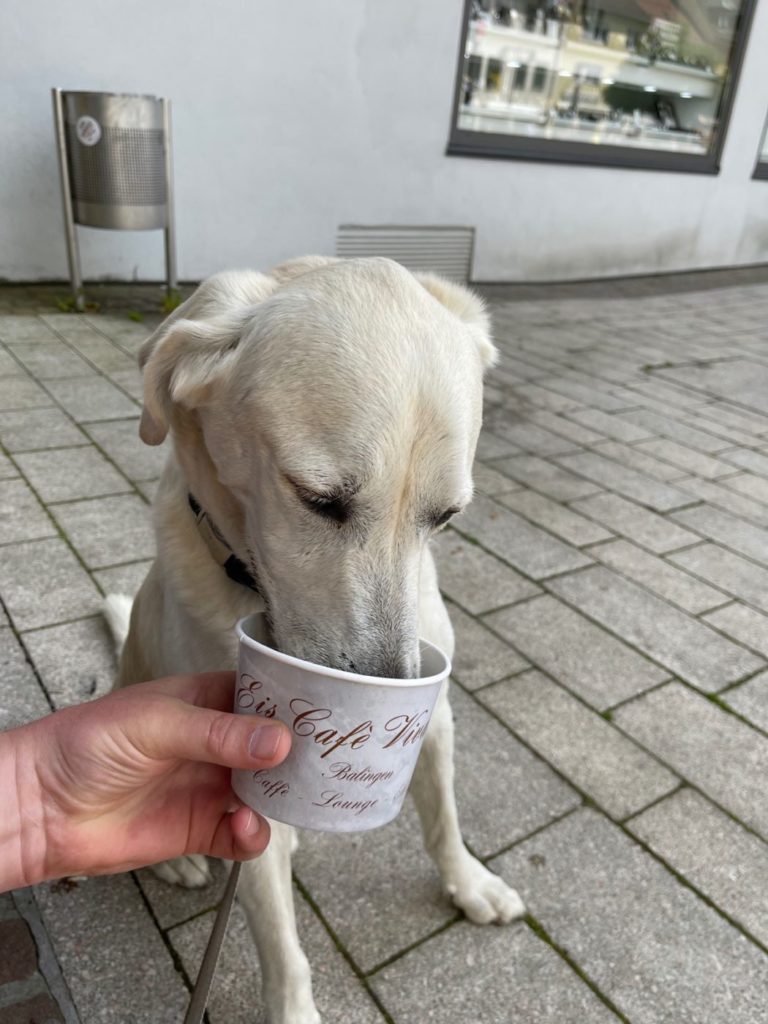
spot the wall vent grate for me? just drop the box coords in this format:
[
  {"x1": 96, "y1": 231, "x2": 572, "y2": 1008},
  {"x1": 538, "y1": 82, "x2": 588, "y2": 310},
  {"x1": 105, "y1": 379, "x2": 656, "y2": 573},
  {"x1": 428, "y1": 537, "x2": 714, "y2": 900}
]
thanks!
[{"x1": 336, "y1": 225, "x2": 474, "y2": 282}]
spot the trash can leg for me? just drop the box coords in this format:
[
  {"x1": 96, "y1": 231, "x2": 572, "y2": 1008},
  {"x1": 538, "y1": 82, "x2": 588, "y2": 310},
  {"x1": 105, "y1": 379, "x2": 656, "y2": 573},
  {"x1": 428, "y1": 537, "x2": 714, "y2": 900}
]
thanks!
[
  {"x1": 162, "y1": 98, "x2": 178, "y2": 296},
  {"x1": 52, "y1": 88, "x2": 85, "y2": 312}
]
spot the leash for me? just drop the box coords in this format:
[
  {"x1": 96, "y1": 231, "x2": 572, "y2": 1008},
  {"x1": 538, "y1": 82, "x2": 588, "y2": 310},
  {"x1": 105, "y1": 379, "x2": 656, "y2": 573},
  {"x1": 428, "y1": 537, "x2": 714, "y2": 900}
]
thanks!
[{"x1": 183, "y1": 861, "x2": 242, "y2": 1024}]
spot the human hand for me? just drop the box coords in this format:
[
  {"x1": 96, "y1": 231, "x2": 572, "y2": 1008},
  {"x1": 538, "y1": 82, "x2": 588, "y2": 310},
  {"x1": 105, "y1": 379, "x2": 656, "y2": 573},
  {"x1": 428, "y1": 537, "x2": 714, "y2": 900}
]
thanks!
[{"x1": 1, "y1": 672, "x2": 290, "y2": 890}]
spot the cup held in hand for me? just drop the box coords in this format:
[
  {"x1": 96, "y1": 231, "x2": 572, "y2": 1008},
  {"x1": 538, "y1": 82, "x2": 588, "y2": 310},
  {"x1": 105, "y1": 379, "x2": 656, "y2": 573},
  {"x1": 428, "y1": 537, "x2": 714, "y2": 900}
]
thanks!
[{"x1": 232, "y1": 614, "x2": 450, "y2": 832}]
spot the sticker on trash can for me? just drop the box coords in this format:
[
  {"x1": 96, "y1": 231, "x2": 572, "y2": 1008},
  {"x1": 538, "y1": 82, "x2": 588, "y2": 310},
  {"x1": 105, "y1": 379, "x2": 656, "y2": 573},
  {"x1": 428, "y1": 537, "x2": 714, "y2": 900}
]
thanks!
[{"x1": 76, "y1": 116, "x2": 101, "y2": 146}]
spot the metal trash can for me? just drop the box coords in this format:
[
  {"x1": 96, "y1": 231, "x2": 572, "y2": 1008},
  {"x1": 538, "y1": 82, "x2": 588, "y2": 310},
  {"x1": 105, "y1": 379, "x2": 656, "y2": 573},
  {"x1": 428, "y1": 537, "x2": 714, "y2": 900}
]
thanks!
[{"x1": 52, "y1": 89, "x2": 177, "y2": 310}]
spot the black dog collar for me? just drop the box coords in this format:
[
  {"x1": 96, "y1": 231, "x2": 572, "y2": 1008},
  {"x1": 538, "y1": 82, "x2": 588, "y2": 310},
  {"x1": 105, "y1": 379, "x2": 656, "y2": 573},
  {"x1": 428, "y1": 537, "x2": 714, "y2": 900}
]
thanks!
[{"x1": 187, "y1": 494, "x2": 259, "y2": 592}]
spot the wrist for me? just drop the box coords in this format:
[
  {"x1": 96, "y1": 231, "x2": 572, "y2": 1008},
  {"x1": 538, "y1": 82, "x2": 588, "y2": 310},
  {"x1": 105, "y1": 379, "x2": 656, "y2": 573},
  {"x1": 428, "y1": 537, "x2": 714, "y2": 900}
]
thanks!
[{"x1": 0, "y1": 718, "x2": 54, "y2": 891}]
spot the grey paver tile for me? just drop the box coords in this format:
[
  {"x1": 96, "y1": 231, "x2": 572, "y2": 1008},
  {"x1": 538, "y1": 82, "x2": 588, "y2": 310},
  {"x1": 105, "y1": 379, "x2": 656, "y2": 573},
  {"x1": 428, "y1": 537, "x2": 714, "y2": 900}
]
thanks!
[
  {"x1": 571, "y1": 491, "x2": 697, "y2": 553},
  {"x1": 15, "y1": 446, "x2": 131, "y2": 503},
  {"x1": 567, "y1": 406, "x2": 653, "y2": 442},
  {"x1": 493, "y1": 808, "x2": 768, "y2": 1024},
  {"x1": 44, "y1": 376, "x2": 139, "y2": 422},
  {"x1": 673, "y1": 503, "x2": 768, "y2": 567},
  {"x1": 94, "y1": 559, "x2": 152, "y2": 598},
  {"x1": 0, "y1": 537, "x2": 102, "y2": 630},
  {"x1": 670, "y1": 542, "x2": 768, "y2": 614},
  {"x1": 23, "y1": 616, "x2": 115, "y2": 708},
  {"x1": 590, "y1": 538, "x2": 726, "y2": 614},
  {"x1": 34, "y1": 875, "x2": 188, "y2": 1024},
  {"x1": 657, "y1": 359, "x2": 768, "y2": 418},
  {"x1": 721, "y1": 472, "x2": 768, "y2": 507},
  {"x1": 696, "y1": 403, "x2": 768, "y2": 436},
  {"x1": 528, "y1": 408, "x2": 606, "y2": 445},
  {"x1": 58, "y1": 334, "x2": 136, "y2": 375},
  {"x1": 498, "y1": 488, "x2": 613, "y2": 546},
  {"x1": 724, "y1": 670, "x2": 768, "y2": 732},
  {"x1": 107, "y1": 367, "x2": 144, "y2": 400},
  {"x1": 549, "y1": 565, "x2": 763, "y2": 690},
  {"x1": 455, "y1": 495, "x2": 592, "y2": 579},
  {"x1": 703, "y1": 602, "x2": 768, "y2": 658},
  {"x1": 620, "y1": 407, "x2": 731, "y2": 453},
  {"x1": 556, "y1": 450, "x2": 692, "y2": 512},
  {"x1": 628, "y1": 788, "x2": 768, "y2": 947},
  {"x1": 0, "y1": 346, "x2": 25, "y2": 375},
  {"x1": 0, "y1": 406, "x2": 86, "y2": 451},
  {"x1": 484, "y1": 416, "x2": 580, "y2": 456},
  {"x1": 487, "y1": 454, "x2": 601, "y2": 501},
  {"x1": 635, "y1": 437, "x2": 733, "y2": 480},
  {"x1": 485, "y1": 595, "x2": 667, "y2": 709},
  {"x1": 0, "y1": 449, "x2": 19, "y2": 480},
  {"x1": 481, "y1": 670, "x2": 677, "y2": 818},
  {"x1": 136, "y1": 857, "x2": 229, "y2": 928},
  {"x1": 472, "y1": 461, "x2": 522, "y2": 496},
  {"x1": 615, "y1": 682, "x2": 768, "y2": 838},
  {"x1": 0, "y1": 477, "x2": 56, "y2": 543},
  {"x1": 50, "y1": 494, "x2": 155, "y2": 568},
  {"x1": 536, "y1": 374, "x2": 628, "y2": 411},
  {"x1": 590, "y1": 439, "x2": 686, "y2": 481},
  {"x1": 447, "y1": 601, "x2": 528, "y2": 688},
  {"x1": 6, "y1": 342, "x2": 96, "y2": 380},
  {"x1": 475, "y1": 430, "x2": 521, "y2": 460},
  {"x1": 0, "y1": 316, "x2": 58, "y2": 343},
  {"x1": 675, "y1": 475, "x2": 768, "y2": 528},
  {"x1": 373, "y1": 918, "x2": 617, "y2": 1024},
  {"x1": 170, "y1": 893, "x2": 386, "y2": 1024},
  {"x1": 431, "y1": 530, "x2": 540, "y2": 614},
  {"x1": 511, "y1": 381, "x2": 581, "y2": 412},
  {"x1": 0, "y1": 627, "x2": 50, "y2": 730},
  {"x1": 0, "y1": 376, "x2": 53, "y2": 411},
  {"x1": 721, "y1": 447, "x2": 768, "y2": 476}
]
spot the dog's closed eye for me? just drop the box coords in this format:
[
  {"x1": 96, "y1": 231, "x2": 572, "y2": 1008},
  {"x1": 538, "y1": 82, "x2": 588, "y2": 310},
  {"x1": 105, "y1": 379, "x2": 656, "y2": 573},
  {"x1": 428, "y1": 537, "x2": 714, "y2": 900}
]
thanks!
[
  {"x1": 431, "y1": 507, "x2": 461, "y2": 530},
  {"x1": 295, "y1": 486, "x2": 350, "y2": 524}
]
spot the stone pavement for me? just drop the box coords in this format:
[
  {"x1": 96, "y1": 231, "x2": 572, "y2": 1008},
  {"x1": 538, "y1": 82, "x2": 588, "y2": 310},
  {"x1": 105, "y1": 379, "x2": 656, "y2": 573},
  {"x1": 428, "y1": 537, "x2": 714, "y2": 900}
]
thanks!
[{"x1": 2, "y1": 271, "x2": 768, "y2": 1022}]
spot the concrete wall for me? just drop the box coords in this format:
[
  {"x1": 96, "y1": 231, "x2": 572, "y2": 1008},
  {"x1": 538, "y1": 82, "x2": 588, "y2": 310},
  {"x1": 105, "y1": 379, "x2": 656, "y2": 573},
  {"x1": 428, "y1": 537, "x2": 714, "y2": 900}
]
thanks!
[{"x1": 2, "y1": 0, "x2": 768, "y2": 284}]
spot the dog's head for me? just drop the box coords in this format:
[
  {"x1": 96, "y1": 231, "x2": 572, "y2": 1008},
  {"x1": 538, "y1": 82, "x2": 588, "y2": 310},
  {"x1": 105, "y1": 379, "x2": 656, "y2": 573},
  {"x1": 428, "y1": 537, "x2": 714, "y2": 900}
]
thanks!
[{"x1": 139, "y1": 257, "x2": 496, "y2": 676}]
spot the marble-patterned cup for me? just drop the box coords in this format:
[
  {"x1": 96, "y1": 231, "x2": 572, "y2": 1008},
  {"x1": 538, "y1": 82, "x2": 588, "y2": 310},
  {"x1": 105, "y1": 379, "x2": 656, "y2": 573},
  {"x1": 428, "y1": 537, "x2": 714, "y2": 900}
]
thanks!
[{"x1": 231, "y1": 613, "x2": 450, "y2": 832}]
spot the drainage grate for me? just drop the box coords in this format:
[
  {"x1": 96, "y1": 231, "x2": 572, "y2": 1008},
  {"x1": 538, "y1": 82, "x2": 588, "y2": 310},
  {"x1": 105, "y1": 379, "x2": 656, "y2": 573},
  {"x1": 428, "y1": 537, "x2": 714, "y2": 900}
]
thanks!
[{"x1": 336, "y1": 225, "x2": 474, "y2": 282}]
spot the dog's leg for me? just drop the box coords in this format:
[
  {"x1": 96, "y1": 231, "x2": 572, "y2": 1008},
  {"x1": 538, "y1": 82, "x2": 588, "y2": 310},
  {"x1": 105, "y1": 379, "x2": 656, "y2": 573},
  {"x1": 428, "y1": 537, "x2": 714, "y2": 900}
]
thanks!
[
  {"x1": 238, "y1": 821, "x2": 320, "y2": 1024},
  {"x1": 409, "y1": 683, "x2": 525, "y2": 924}
]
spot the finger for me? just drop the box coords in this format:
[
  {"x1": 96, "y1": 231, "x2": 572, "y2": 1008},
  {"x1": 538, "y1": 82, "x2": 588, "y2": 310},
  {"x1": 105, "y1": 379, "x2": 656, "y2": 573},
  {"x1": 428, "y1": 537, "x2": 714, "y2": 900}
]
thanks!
[
  {"x1": 129, "y1": 698, "x2": 292, "y2": 770},
  {"x1": 134, "y1": 671, "x2": 237, "y2": 711},
  {"x1": 205, "y1": 804, "x2": 272, "y2": 861}
]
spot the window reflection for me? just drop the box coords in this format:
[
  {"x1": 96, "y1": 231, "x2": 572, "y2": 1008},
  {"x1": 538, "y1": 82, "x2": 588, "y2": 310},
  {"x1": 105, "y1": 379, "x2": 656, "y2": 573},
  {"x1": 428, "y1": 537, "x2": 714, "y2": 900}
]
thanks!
[{"x1": 456, "y1": 0, "x2": 745, "y2": 157}]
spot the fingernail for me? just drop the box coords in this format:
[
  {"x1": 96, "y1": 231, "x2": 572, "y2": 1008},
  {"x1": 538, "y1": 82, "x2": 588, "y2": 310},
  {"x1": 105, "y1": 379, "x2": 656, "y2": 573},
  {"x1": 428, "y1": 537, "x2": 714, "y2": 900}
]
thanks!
[
  {"x1": 243, "y1": 810, "x2": 260, "y2": 836},
  {"x1": 248, "y1": 724, "x2": 283, "y2": 760}
]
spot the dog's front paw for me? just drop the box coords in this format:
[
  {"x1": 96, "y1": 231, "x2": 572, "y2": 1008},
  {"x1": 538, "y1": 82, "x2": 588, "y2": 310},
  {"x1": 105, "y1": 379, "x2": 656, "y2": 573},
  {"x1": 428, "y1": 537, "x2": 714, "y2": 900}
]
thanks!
[
  {"x1": 151, "y1": 854, "x2": 211, "y2": 888},
  {"x1": 446, "y1": 858, "x2": 525, "y2": 925}
]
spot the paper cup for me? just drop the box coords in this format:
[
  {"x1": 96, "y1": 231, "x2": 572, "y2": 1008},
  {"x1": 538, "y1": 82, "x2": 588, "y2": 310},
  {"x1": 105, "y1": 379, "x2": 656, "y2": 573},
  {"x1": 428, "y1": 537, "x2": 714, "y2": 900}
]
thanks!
[{"x1": 231, "y1": 613, "x2": 450, "y2": 832}]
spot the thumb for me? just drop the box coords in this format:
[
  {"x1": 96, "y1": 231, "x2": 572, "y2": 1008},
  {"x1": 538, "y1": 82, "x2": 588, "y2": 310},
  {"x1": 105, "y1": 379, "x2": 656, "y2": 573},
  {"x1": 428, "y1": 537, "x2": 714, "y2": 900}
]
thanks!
[{"x1": 128, "y1": 698, "x2": 292, "y2": 770}]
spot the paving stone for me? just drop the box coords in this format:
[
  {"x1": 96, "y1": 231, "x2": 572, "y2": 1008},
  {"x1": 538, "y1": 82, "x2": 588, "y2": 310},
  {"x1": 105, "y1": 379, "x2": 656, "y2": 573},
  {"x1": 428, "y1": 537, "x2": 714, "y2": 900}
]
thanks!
[
  {"x1": 615, "y1": 683, "x2": 768, "y2": 838},
  {"x1": 475, "y1": 430, "x2": 521, "y2": 460},
  {"x1": 431, "y1": 530, "x2": 540, "y2": 614},
  {"x1": 0, "y1": 627, "x2": 50, "y2": 730},
  {"x1": 0, "y1": 316, "x2": 58, "y2": 343},
  {"x1": 499, "y1": 488, "x2": 613, "y2": 546},
  {"x1": 679, "y1": 412, "x2": 758, "y2": 448},
  {"x1": 589, "y1": 439, "x2": 686, "y2": 481},
  {"x1": 721, "y1": 447, "x2": 768, "y2": 476},
  {"x1": 571, "y1": 492, "x2": 697, "y2": 553},
  {"x1": 628, "y1": 788, "x2": 768, "y2": 947},
  {"x1": 556, "y1": 450, "x2": 692, "y2": 512},
  {"x1": 6, "y1": 341, "x2": 96, "y2": 380},
  {"x1": 472, "y1": 461, "x2": 521, "y2": 496},
  {"x1": 675, "y1": 475, "x2": 768, "y2": 528},
  {"x1": 549, "y1": 566, "x2": 763, "y2": 690},
  {"x1": 634, "y1": 437, "x2": 733, "y2": 480},
  {"x1": 620, "y1": 407, "x2": 731, "y2": 453},
  {"x1": 0, "y1": 537, "x2": 102, "y2": 630},
  {"x1": 493, "y1": 808, "x2": 768, "y2": 1024},
  {"x1": 721, "y1": 471, "x2": 768, "y2": 507},
  {"x1": 485, "y1": 595, "x2": 668, "y2": 709},
  {"x1": 0, "y1": 478, "x2": 56, "y2": 544},
  {"x1": 0, "y1": 406, "x2": 86, "y2": 452},
  {"x1": 446, "y1": 600, "x2": 528, "y2": 688},
  {"x1": 455, "y1": 495, "x2": 592, "y2": 579},
  {"x1": 490, "y1": 454, "x2": 601, "y2": 501},
  {"x1": 94, "y1": 559, "x2": 152, "y2": 598},
  {"x1": 0, "y1": 376, "x2": 53, "y2": 411},
  {"x1": 670, "y1": 542, "x2": 768, "y2": 613},
  {"x1": 483, "y1": 416, "x2": 580, "y2": 456},
  {"x1": 673, "y1": 503, "x2": 768, "y2": 567},
  {"x1": 136, "y1": 858, "x2": 230, "y2": 930},
  {"x1": 590, "y1": 538, "x2": 727, "y2": 614},
  {"x1": 170, "y1": 888, "x2": 386, "y2": 1024},
  {"x1": 295, "y1": 687, "x2": 577, "y2": 970},
  {"x1": 44, "y1": 376, "x2": 139, "y2": 422},
  {"x1": 724, "y1": 670, "x2": 768, "y2": 732},
  {"x1": 56, "y1": 333, "x2": 136, "y2": 375},
  {"x1": 373, "y1": 918, "x2": 617, "y2": 1024},
  {"x1": 107, "y1": 367, "x2": 144, "y2": 401},
  {"x1": 696, "y1": 404, "x2": 768, "y2": 436},
  {"x1": 528, "y1": 408, "x2": 606, "y2": 445},
  {"x1": 481, "y1": 670, "x2": 676, "y2": 818},
  {"x1": 657, "y1": 358, "x2": 768, "y2": 417},
  {"x1": 23, "y1": 616, "x2": 116, "y2": 707},
  {"x1": 567, "y1": 406, "x2": 653, "y2": 442},
  {"x1": 0, "y1": 449, "x2": 19, "y2": 479},
  {"x1": 82, "y1": 418, "x2": 167, "y2": 481},
  {"x1": 15, "y1": 446, "x2": 132, "y2": 503},
  {"x1": 34, "y1": 874, "x2": 188, "y2": 1024},
  {"x1": 511, "y1": 381, "x2": 581, "y2": 413},
  {"x1": 703, "y1": 602, "x2": 768, "y2": 658},
  {"x1": 50, "y1": 494, "x2": 155, "y2": 568},
  {"x1": 0, "y1": 346, "x2": 28, "y2": 376},
  {"x1": 137, "y1": 479, "x2": 160, "y2": 502}
]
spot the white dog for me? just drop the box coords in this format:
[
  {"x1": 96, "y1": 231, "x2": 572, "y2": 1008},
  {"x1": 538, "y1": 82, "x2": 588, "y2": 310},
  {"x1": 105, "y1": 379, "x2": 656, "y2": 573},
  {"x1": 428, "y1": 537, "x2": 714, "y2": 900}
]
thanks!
[{"x1": 111, "y1": 256, "x2": 524, "y2": 1024}]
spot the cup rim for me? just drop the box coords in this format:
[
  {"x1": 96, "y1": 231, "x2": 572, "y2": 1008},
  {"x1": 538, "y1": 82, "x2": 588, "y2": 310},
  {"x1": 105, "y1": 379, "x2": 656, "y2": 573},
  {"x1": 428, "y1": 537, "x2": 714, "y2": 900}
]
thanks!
[{"x1": 236, "y1": 614, "x2": 451, "y2": 688}]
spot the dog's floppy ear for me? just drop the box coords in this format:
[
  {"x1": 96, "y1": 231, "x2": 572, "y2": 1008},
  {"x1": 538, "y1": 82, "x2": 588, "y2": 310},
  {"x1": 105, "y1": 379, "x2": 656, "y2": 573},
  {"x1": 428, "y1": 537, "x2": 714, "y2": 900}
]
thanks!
[
  {"x1": 138, "y1": 272, "x2": 276, "y2": 445},
  {"x1": 415, "y1": 273, "x2": 498, "y2": 370}
]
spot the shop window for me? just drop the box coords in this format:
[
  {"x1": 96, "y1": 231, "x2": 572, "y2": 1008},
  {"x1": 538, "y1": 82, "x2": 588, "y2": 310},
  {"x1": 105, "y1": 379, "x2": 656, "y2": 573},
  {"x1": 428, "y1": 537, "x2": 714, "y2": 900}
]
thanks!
[{"x1": 449, "y1": 0, "x2": 756, "y2": 173}]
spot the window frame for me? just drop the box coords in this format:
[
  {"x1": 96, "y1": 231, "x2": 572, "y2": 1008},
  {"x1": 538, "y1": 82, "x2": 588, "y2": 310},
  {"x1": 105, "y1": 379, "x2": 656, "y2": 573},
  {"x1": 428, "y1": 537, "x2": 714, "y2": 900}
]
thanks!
[{"x1": 446, "y1": 0, "x2": 758, "y2": 175}]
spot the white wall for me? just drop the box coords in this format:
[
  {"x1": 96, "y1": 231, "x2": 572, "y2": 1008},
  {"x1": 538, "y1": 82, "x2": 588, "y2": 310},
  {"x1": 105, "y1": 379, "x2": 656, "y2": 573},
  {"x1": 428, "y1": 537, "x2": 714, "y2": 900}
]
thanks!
[{"x1": 2, "y1": 0, "x2": 768, "y2": 283}]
